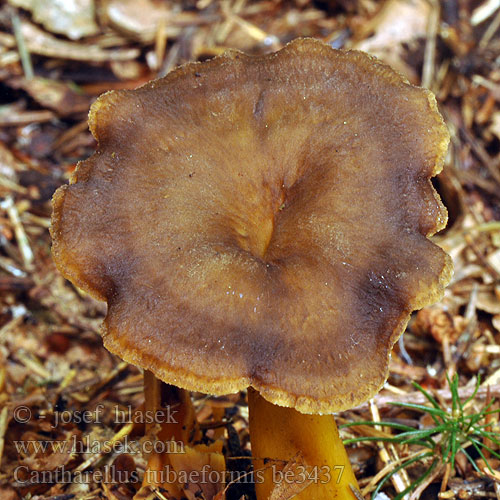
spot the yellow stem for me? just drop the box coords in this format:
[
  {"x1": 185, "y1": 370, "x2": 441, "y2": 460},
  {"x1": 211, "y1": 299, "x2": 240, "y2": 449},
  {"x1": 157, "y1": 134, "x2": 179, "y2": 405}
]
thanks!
[{"x1": 248, "y1": 387, "x2": 360, "y2": 500}]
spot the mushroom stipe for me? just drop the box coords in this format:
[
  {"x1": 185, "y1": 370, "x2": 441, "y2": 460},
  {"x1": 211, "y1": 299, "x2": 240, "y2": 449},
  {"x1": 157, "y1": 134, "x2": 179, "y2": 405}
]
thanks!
[{"x1": 51, "y1": 38, "x2": 452, "y2": 499}]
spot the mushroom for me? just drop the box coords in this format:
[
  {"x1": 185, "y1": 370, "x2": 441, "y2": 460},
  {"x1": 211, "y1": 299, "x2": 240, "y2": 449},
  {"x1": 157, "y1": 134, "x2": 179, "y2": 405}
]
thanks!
[{"x1": 51, "y1": 38, "x2": 452, "y2": 499}]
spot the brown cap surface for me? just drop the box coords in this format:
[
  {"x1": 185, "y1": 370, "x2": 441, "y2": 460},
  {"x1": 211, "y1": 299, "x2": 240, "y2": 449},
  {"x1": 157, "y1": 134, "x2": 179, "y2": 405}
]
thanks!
[{"x1": 51, "y1": 38, "x2": 452, "y2": 414}]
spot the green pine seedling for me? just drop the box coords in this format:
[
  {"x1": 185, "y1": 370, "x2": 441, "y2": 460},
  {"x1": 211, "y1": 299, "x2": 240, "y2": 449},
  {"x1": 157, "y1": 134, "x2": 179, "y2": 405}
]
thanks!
[{"x1": 341, "y1": 374, "x2": 500, "y2": 500}]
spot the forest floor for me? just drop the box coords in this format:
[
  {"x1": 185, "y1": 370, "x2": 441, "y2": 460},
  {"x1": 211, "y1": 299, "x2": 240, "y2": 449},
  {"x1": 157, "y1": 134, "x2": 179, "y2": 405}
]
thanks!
[{"x1": 0, "y1": 0, "x2": 500, "y2": 499}]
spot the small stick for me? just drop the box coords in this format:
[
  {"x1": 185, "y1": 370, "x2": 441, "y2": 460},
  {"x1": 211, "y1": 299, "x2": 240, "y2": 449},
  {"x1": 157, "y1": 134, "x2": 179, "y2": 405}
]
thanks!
[
  {"x1": 422, "y1": 0, "x2": 439, "y2": 90},
  {"x1": 158, "y1": 41, "x2": 181, "y2": 78},
  {"x1": 459, "y1": 126, "x2": 500, "y2": 185},
  {"x1": 0, "y1": 406, "x2": 8, "y2": 468},
  {"x1": 0, "y1": 255, "x2": 26, "y2": 277},
  {"x1": 482, "y1": 387, "x2": 498, "y2": 459},
  {"x1": 361, "y1": 449, "x2": 431, "y2": 496},
  {"x1": 154, "y1": 17, "x2": 168, "y2": 72},
  {"x1": 1, "y1": 197, "x2": 34, "y2": 270},
  {"x1": 369, "y1": 399, "x2": 410, "y2": 499},
  {"x1": 472, "y1": 0, "x2": 500, "y2": 25},
  {"x1": 16, "y1": 351, "x2": 51, "y2": 380},
  {"x1": 479, "y1": 8, "x2": 500, "y2": 48},
  {"x1": 73, "y1": 421, "x2": 135, "y2": 473},
  {"x1": 440, "y1": 462, "x2": 451, "y2": 494},
  {"x1": 408, "y1": 463, "x2": 444, "y2": 500},
  {"x1": 11, "y1": 13, "x2": 33, "y2": 79}
]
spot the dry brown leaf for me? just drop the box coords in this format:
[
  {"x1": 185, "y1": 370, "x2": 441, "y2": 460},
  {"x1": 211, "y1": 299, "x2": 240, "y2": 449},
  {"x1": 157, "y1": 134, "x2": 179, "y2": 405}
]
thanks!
[
  {"x1": 354, "y1": 0, "x2": 430, "y2": 81},
  {"x1": 476, "y1": 291, "x2": 500, "y2": 314},
  {"x1": 415, "y1": 305, "x2": 460, "y2": 343},
  {"x1": 105, "y1": 0, "x2": 181, "y2": 42},
  {"x1": 0, "y1": 486, "x2": 20, "y2": 500},
  {"x1": 168, "y1": 442, "x2": 226, "y2": 500},
  {"x1": 268, "y1": 455, "x2": 314, "y2": 500},
  {"x1": 9, "y1": 0, "x2": 99, "y2": 40},
  {"x1": 355, "y1": 0, "x2": 429, "y2": 49},
  {"x1": 8, "y1": 77, "x2": 91, "y2": 116},
  {"x1": 21, "y1": 429, "x2": 80, "y2": 472},
  {"x1": 20, "y1": 21, "x2": 140, "y2": 62}
]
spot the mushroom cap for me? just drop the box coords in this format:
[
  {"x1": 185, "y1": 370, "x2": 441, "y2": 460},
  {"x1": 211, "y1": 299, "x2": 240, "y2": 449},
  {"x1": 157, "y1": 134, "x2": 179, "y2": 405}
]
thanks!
[{"x1": 51, "y1": 38, "x2": 452, "y2": 414}]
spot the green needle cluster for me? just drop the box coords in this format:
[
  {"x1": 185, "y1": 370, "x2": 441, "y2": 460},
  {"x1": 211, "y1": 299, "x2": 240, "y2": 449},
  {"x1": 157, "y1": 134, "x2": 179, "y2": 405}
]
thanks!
[{"x1": 341, "y1": 375, "x2": 500, "y2": 499}]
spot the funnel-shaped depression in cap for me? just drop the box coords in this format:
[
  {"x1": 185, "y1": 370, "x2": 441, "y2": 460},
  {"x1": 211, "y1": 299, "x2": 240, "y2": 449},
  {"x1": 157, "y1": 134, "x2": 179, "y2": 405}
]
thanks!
[{"x1": 51, "y1": 38, "x2": 452, "y2": 414}]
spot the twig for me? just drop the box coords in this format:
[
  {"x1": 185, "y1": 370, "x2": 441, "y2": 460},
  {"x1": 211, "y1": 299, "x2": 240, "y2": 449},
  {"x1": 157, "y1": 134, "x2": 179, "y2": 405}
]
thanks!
[
  {"x1": 73, "y1": 421, "x2": 135, "y2": 473},
  {"x1": 479, "y1": 8, "x2": 500, "y2": 48},
  {"x1": 472, "y1": 75, "x2": 500, "y2": 100},
  {"x1": 1, "y1": 197, "x2": 34, "y2": 270},
  {"x1": 361, "y1": 449, "x2": 431, "y2": 497},
  {"x1": 422, "y1": 0, "x2": 439, "y2": 90},
  {"x1": 216, "y1": 0, "x2": 245, "y2": 44},
  {"x1": 408, "y1": 463, "x2": 444, "y2": 500},
  {"x1": 0, "y1": 108, "x2": 55, "y2": 127},
  {"x1": 464, "y1": 233, "x2": 500, "y2": 281},
  {"x1": 369, "y1": 399, "x2": 410, "y2": 499},
  {"x1": 471, "y1": 0, "x2": 500, "y2": 25},
  {"x1": 154, "y1": 17, "x2": 168, "y2": 72},
  {"x1": 11, "y1": 12, "x2": 33, "y2": 79},
  {"x1": 0, "y1": 407, "x2": 8, "y2": 468},
  {"x1": 159, "y1": 40, "x2": 181, "y2": 78},
  {"x1": 465, "y1": 221, "x2": 500, "y2": 233},
  {"x1": 440, "y1": 462, "x2": 452, "y2": 494},
  {"x1": 0, "y1": 255, "x2": 26, "y2": 277},
  {"x1": 459, "y1": 127, "x2": 500, "y2": 186},
  {"x1": 16, "y1": 350, "x2": 52, "y2": 380},
  {"x1": 0, "y1": 174, "x2": 28, "y2": 195}
]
